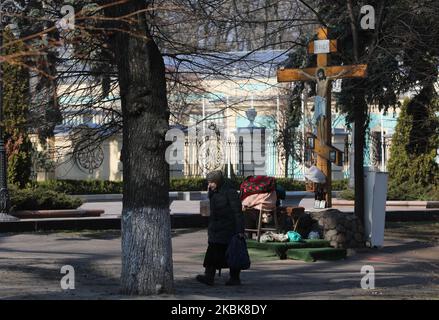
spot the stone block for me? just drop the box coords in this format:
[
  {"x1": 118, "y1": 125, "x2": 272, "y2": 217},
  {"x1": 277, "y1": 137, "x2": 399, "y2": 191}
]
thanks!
[{"x1": 326, "y1": 229, "x2": 338, "y2": 238}]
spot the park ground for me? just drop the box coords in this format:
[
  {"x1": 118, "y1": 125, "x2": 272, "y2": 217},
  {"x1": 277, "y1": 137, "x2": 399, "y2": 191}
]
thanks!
[{"x1": 0, "y1": 221, "x2": 438, "y2": 300}]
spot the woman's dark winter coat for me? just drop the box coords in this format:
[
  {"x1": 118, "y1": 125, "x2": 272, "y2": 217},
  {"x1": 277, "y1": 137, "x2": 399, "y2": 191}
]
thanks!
[{"x1": 208, "y1": 179, "x2": 244, "y2": 244}]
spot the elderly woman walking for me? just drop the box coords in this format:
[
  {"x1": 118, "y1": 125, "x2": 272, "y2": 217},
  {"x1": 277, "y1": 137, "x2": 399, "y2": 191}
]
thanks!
[{"x1": 196, "y1": 170, "x2": 245, "y2": 286}]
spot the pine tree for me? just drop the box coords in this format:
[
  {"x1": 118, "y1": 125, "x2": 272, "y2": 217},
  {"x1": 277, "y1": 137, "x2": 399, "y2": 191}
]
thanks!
[
  {"x1": 2, "y1": 30, "x2": 33, "y2": 188},
  {"x1": 387, "y1": 96, "x2": 439, "y2": 199}
]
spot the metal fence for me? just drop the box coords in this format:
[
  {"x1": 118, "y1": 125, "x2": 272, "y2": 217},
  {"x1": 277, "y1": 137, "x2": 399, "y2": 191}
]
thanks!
[{"x1": 169, "y1": 135, "x2": 306, "y2": 179}]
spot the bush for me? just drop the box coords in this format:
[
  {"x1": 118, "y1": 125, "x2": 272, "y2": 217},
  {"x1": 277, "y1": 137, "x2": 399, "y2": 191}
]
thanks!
[
  {"x1": 274, "y1": 178, "x2": 306, "y2": 191},
  {"x1": 332, "y1": 179, "x2": 349, "y2": 191},
  {"x1": 170, "y1": 177, "x2": 207, "y2": 191},
  {"x1": 34, "y1": 177, "x2": 309, "y2": 193},
  {"x1": 170, "y1": 177, "x2": 351, "y2": 192},
  {"x1": 38, "y1": 176, "x2": 430, "y2": 199},
  {"x1": 387, "y1": 98, "x2": 439, "y2": 194},
  {"x1": 426, "y1": 187, "x2": 439, "y2": 201},
  {"x1": 388, "y1": 180, "x2": 439, "y2": 201},
  {"x1": 37, "y1": 178, "x2": 208, "y2": 193},
  {"x1": 36, "y1": 180, "x2": 123, "y2": 195},
  {"x1": 338, "y1": 188, "x2": 355, "y2": 200},
  {"x1": 9, "y1": 185, "x2": 83, "y2": 211},
  {"x1": 338, "y1": 180, "x2": 439, "y2": 201}
]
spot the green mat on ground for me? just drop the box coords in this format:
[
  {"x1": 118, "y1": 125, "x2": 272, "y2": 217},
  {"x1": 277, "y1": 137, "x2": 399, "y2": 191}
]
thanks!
[
  {"x1": 286, "y1": 247, "x2": 347, "y2": 262},
  {"x1": 247, "y1": 248, "x2": 280, "y2": 262},
  {"x1": 246, "y1": 239, "x2": 331, "y2": 259}
]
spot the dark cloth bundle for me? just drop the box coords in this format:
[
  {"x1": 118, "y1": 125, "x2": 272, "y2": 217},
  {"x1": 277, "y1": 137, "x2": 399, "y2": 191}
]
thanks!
[
  {"x1": 203, "y1": 242, "x2": 229, "y2": 269},
  {"x1": 240, "y1": 175, "x2": 276, "y2": 201},
  {"x1": 225, "y1": 234, "x2": 251, "y2": 270}
]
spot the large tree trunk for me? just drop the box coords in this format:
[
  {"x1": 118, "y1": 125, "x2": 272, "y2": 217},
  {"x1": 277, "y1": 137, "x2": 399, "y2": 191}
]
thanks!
[{"x1": 105, "y1": 0, "x2": 173, "y2": 295}]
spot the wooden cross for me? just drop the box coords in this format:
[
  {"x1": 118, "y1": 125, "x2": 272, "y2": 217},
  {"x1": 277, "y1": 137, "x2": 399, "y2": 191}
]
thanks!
[
  {"x1": 277, "y1": 27, "x2": 367, "y2": 207},
  {"x1": 306, "y1": 133, "x2": 344, "y2": 167}
]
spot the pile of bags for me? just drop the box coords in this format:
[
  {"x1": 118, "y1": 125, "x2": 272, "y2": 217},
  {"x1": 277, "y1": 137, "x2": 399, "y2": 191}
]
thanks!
[
  {"x1": 241, "y1": 176, "x2": 277, "y2": 211},
  {"x1": 260, "y1": 231, "x2": 303, "y2": 243},
  {"x1": 259, "y1": 230, "x2": 321, "y2": 243}
]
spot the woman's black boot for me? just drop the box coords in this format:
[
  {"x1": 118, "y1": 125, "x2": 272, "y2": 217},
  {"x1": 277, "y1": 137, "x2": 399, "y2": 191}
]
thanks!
[
  {"x1": 196, "y1": 267, "x2": 216, "y2": 286},
  {"x1": 226, "y1": 269, "x2": 241, "y2": 286}
]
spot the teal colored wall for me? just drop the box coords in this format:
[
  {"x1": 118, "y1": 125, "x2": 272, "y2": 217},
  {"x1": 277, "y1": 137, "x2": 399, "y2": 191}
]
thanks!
[{"x1": 235, "y1": 111, "x2": 399, "y2": 177}]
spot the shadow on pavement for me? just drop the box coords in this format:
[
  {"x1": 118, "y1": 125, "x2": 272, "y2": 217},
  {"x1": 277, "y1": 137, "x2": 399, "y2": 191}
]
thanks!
[{"x1": 0, "y1": 229, "x2": 438, "y2": 299}]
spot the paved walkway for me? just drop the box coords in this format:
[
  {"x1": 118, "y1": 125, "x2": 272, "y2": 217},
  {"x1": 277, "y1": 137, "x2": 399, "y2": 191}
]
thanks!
[
  {"x1": 0, "y1": 228, "x2": 438, "y2": 299},
  {"x1": 79, "y1": 201, "x2": 201, "y2": 217}
]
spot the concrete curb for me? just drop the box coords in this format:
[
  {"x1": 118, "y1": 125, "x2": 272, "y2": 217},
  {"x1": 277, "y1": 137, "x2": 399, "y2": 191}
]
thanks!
[
  {"x1": 427, "y1": 201, "x2": 439, "y2": 208},
  {"x1": 385, "y1": 210, "x2": 439, "y2": 222},
  {"x1": 75, "y1": 194, "x2": 122, "y2": 202},
  {"x1": 0, "y1": 214, "x2": 208, "y2": 233},
  {"x1": 331, "y1": 209, "x2": 439, "y2": 222},
  {"x1": 333, "y1": 200, "x2": 439, "y2": 208},
  {"x1": 76, "y1": 192, "x2": 208, "y2": 202},
  {"x1": 12, "y1": 209, "x2": 104, "y2": 219}
]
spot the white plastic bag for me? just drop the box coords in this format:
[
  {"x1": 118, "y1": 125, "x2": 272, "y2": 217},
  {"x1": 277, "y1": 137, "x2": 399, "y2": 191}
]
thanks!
[
  {"x1": 304, "y1": 166, "x2": 326, "y2": 184},
  {"x1": 308, "y1": 231, "x2": 320, "y2": 240}
]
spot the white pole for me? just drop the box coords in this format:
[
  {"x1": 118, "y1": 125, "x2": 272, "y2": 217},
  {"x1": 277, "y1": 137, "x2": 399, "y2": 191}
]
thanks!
[
  {"x1": 202, "y1": 97, "x2": 206, "y2": 135},
  {"x1": 380, "y1": 110, "x2": 385, "y2": 172},
  {"x1": 202, "y1": 97, "x2": 206, "y2": 176},
  {"x1": 226, "y1": 95, "x2": 229, "y2": 124},
  {"x1": 226, "y1": 96, "x2": 231, "y2": 178},
  {"x1": 227, "y1": 145, "x2": 231, "y2": 178},
  {"x1": 276, "y1": 95, "x2": 280, "y2": 176},
  {"x1": 276, "y1": 95, "x2": 280, "y2": 128}
]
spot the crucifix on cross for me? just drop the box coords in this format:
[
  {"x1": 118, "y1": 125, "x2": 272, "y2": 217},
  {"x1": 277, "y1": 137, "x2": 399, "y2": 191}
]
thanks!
[
  {"x1": 297, "y1": 67, "x2": 349, "y2": 145},
  {"x1": 277, "y1": 27, "x2": 368, "y2": 207}
]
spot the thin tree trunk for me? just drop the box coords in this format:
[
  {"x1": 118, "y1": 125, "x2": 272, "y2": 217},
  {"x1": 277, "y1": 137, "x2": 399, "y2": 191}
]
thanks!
[
  {"x1": 347, "y1": 0, "x2": 365, "y2": 225},
  {"x1": 347, "y1": 0, "x2": 359, "y2": 62},
  {"x1": 353, "y1": 95, "x2": 366, "y2": 223},
  {"x1": 283, "y1": 130, "x2": 290, "y2": 177},
  {"x1": 104, "y1": 0, "x2": 173, "y2": 295}
]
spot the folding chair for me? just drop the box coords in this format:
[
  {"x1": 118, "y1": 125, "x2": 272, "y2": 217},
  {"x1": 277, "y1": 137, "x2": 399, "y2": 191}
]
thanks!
[{"x1": 245, "y1": 206, "x2": 279, "y2": 242}]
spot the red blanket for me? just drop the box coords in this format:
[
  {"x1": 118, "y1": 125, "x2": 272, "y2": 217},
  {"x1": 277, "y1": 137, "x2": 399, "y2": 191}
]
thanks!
[{"x1": 240, "y1": 175, "x2": 276, "y2": 201}]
